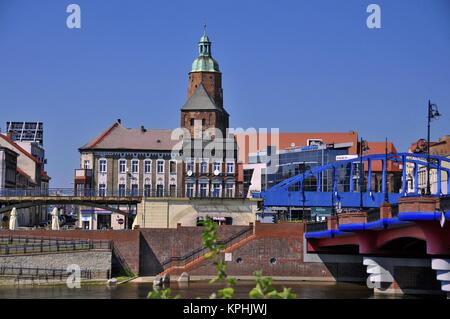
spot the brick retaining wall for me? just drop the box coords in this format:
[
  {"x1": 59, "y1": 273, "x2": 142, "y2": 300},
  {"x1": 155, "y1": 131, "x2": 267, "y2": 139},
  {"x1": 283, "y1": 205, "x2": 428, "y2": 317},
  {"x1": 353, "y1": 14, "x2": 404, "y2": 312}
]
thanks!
[{"x1": 0, "y1": 230, "x2": 140, "y2": 274}]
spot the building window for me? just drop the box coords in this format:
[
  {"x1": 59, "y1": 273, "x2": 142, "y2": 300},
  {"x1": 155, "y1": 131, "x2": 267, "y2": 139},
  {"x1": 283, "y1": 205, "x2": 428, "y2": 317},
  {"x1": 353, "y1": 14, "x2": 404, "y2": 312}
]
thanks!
[
  {"x1": 119, "y1": 159, "x2": 126, "y2": 174},
  {"x1": 131, "y1": 184, "x2": 138, "y2": 196},
  {"x1": 144, "y1": 184, "x2": 151, "y2": 197},
  {"x1": 131, "y1": 159, "x2": 139, "y2": 174},
  {"x1": 186, "y1": 183, "x2": 195, "y2": 197},
  {"x1": 226, "y1": 162, "x2": 234, "y2": 174},
  {"x1": 186, "y1": 160, "x2": 194, "y2": 173},
  {"x1": 213, "y1": 162, "x2": 221, "y2": 173},
  {"x1": 200, "y1": 183, "x2": 208, "y2": 197},
  {"x1": 200, "y1": 161, "x2": 208, "y2": 174},
  {"x1": 156, "y1": 184, "x2": 164, "y2": 197},
  {"x1": 307, "y1": 139, "x2": 323, "y2": 146},
  {"x1": 202, "y1": 119, "x2": 206, "y2": 127},
  {"x1": 212, "y1": 183, "x2": 221, "y2": 197},
  {"x1": 170, "y1": 161, "x2": 176, "y2": 174},
  {"x1": 118, "y1": 184, "x2": 126, "y2": 197},
  {"x1": 225, "y1": 184, "x2": 234, "y2": 197},
  {"x1": 169, "y1": 184, "x2": 176, "y2": 197},
  {"x1": 157, "y1": 160, "x2": 164, "y2": 174},
  {"x1": 99, "y1": 184, "x2": 106, "y2": 197},
  {"x1": 190, "y1": 118, "x2": 195, "y2": 126},
  {"x1": 144, "y1": 160, "x2": 152, "y2": 174},
  {"x1": 83, "y1": 160, "x2": 90, "y2": 169},
  {"x1": 99, "y1": 159, "x2": 107, "y2": 173}
]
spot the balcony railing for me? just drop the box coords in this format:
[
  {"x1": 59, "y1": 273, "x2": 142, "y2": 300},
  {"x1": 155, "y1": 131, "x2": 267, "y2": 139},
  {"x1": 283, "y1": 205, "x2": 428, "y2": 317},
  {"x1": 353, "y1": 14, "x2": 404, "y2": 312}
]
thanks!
[{"x1": 74, "y1": 169, "x2": 92, "y2": 178}]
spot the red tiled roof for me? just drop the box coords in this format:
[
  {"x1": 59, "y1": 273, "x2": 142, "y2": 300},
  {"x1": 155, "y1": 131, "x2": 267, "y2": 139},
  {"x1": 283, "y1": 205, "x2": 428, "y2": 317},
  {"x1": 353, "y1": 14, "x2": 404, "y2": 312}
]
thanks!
[
  {"x1": 81, "y1": 122, "x2": 119, "y2": 149},
  {"x1": 79, "y1": 122, "x2": 179, "y2": 151},
  {"x1": 0, "y1": 134, "x2": 40, "y2": 164}
]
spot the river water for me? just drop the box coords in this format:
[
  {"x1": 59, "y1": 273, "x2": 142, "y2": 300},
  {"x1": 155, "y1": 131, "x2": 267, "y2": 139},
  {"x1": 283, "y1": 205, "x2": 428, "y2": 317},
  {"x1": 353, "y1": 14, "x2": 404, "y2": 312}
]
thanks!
[{"x1": 0, "y1": 281, "x2": 441, "y2": 299}]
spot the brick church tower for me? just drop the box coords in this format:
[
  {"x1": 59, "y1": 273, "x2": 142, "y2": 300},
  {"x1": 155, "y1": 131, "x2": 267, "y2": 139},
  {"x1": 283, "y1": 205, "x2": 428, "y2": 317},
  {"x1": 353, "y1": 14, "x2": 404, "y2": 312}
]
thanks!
[{"x1": 181, "y1": 29, "x2": 229, "y2": 138}]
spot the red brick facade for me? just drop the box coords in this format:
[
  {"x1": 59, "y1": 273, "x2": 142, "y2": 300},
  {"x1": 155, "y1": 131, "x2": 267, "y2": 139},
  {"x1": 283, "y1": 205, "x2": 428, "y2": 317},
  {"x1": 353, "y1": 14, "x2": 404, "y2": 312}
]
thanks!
[{"x1": 188, "y1": 72, "x2": 223, "y2": 108}]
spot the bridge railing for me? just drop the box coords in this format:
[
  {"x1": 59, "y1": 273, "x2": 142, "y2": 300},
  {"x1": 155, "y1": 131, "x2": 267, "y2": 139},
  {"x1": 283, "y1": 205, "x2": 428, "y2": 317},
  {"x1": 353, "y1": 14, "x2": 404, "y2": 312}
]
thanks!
[{"x1": 0, "y1": 187, "x2": 247, "y2": 199}]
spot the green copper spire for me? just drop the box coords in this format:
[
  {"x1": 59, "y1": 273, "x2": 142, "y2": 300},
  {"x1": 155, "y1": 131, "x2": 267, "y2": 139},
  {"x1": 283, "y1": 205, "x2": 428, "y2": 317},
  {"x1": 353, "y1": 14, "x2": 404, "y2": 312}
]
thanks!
[{"x1": 191, "y1": 26, "x2": 220, "y2": 73}]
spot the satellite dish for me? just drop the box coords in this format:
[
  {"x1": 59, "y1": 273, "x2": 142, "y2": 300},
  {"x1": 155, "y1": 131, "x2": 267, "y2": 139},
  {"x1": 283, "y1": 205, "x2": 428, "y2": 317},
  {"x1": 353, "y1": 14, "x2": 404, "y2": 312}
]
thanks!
[
  {"x1": 214, "y1": 169, "x2": 220, "y2": 176},
  {"x1": 187, "y1": 170, "x2": 193, "y2": 177}
]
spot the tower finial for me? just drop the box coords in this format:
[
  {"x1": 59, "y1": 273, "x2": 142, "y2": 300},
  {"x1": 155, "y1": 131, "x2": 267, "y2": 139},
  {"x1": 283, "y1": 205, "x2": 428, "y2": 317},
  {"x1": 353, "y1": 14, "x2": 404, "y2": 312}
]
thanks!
[{"x1": 203, "y1": 23, "x2": 207, "y2": 36}]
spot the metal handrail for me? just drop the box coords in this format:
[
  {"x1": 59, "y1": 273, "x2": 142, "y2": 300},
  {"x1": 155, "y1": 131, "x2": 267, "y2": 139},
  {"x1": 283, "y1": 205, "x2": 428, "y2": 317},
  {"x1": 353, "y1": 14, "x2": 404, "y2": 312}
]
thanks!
[
  {"x1": 0, "y1": 265, "x2": 109, "y2": 280},
  {"x1": 161, "y1": 226, "x2": 253, "y2": 269},
  {"x1": 0, "y1": 235, "x2": 111, "y2": 255}
]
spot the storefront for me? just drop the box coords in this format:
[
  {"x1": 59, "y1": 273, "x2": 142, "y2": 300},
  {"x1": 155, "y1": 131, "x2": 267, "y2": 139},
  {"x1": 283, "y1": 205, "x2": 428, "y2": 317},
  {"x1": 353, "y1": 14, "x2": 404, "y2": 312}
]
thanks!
[{"x1": 79, "y1": 207, "x2": 132, "y2": 230}]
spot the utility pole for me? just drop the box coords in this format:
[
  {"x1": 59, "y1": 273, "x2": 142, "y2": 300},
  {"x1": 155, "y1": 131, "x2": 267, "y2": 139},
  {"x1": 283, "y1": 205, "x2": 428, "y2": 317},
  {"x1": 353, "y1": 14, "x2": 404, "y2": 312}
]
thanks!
[{"x1": 426, "y1": 100, "x2": 441, "y2": 195}]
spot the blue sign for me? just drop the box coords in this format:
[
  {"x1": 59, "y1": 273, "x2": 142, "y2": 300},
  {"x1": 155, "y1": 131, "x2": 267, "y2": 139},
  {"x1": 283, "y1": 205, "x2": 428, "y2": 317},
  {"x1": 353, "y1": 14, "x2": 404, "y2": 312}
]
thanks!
[{"x1": 300, "y1": 145, "x2": 319, "y2": 151}]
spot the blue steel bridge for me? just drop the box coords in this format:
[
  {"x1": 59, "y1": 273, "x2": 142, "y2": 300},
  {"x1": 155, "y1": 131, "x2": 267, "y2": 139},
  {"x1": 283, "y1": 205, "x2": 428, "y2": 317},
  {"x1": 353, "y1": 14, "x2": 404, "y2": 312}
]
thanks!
[{"x1": 254, "y1": 153, "x2": 450, "y2": 209}]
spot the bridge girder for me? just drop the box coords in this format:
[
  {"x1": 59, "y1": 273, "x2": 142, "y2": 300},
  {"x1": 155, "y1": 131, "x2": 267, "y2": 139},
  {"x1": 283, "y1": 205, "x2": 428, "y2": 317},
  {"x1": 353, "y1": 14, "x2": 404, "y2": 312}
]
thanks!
[{"x1": 0, "y1": 199, "x2": 140, "y2": 216}]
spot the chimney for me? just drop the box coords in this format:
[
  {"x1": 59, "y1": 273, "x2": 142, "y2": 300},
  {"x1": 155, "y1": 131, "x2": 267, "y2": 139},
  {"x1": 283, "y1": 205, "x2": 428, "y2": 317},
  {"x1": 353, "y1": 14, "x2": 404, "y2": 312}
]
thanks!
[{"x1": 117, "y1": 119, "x2": 122, "y2": 124}]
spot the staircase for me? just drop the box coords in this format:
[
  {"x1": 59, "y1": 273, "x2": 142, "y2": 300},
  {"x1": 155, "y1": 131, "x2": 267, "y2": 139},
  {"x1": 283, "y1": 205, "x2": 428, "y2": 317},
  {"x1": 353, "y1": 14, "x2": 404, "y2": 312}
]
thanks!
[{"x1": 159, "y1": 226, "x2": 254, "y2": 276}]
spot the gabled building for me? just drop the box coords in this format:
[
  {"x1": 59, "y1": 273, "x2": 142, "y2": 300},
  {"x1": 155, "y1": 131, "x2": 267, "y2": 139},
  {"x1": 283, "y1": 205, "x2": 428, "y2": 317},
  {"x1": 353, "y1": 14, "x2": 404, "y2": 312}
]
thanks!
[
  {"x1": 0, "y1": 131, "x2": 50, "y2": 226},
  {"x1": 75, "y1": 30, "x2": 239, "y2": 204},
  {"x1": 406, "y1": 135, "x2": 450, "y2": 195},
  {"x1": 76, "y1": 122, "x2": 181, "y2": 198}
]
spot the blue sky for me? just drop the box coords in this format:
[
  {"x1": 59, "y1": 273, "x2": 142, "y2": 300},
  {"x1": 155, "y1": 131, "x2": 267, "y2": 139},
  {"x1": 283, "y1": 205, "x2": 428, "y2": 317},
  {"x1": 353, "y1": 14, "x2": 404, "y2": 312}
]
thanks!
[{"x1": 0, "y1": 0, "x2": 449, "y2": 187}]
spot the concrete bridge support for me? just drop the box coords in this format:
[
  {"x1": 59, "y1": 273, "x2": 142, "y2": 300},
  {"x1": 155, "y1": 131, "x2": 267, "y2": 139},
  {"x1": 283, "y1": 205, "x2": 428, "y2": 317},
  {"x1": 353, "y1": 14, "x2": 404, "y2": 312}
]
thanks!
[
  {"x1": 362, "y1": 257, "x2": 442, "y2": 295},
  {"x1": 431, "y1": 259, "x2": 450, "y2": 299}
]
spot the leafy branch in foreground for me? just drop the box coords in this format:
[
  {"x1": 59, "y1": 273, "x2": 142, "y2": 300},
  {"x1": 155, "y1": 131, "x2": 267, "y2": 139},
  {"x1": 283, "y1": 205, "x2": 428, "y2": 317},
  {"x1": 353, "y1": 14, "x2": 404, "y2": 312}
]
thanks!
[
  {"x1": 249, "y1": 271, "x2": 297, "y2": 299},
  {"x1": 202, "y1": 217, "x2": 236, "y2": 299},
  {"x1": 148, "y1": 287, "x2": 180, "y2": 299}
]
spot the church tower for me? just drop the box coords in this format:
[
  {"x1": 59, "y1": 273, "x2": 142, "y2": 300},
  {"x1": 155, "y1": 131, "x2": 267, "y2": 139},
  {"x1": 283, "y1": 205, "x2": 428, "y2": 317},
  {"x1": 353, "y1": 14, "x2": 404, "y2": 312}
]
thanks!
[{"x1": 181, "y1": 28, "x2": 229, "y2": 137}]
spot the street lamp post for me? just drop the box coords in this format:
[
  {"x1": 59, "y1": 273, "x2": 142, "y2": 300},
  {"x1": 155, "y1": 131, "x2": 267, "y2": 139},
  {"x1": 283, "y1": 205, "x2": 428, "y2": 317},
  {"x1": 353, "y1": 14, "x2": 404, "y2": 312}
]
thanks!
[
  {"x1": 384, "y1": 137, "x2": 389, "y2": 203},
  {"x1": 426, "y1": 100, "x2": 441, "y2": 195},
  {"x1": 359, "y1": 138, "x2": 369, "y2": 210}
]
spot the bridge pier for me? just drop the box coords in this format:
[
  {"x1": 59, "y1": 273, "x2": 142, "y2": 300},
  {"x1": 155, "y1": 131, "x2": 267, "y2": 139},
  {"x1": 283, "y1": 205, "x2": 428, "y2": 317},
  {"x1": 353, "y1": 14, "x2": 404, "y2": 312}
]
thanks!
[
  {"x1": 362, "y1": 256, "x2": 442, "y2": 296},
  {"x1": 431, "y1": 259, "x2": 450, "y2": 298}
]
